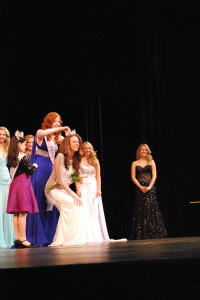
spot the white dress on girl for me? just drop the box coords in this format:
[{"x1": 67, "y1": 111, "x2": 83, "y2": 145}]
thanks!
[
  {"x1": 45, "y1": 153, "x2": 86, "y2": 246},
  {"x1": 79, "y1": 161, "x2": 110, "y2": 242}
]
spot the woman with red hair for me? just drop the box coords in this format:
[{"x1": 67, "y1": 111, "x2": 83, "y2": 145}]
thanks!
[{"x1": 26, "y1": 112, "x2": 73, "y2": 246}]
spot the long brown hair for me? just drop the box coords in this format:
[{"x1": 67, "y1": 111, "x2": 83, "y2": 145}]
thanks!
[
  {"x1": 58, "y1": 134, "x2": 82, "y2": 171},
  {"x1": 7, "y1": 136, "x2": 25, "y2": 167},
  {"x1": 0, "y1": 126, "x2": 10, "y2": 153},
  {"x1": 136, "y1": 143, "x2": 153, "y2": 164},
  {"x1": 41, "y1": 112, "x2": 63, "y2": 142}
]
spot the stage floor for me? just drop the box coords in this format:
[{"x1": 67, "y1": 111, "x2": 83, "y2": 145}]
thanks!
[
  {"x1": 1, "y1": 237, "x2": 200, "y2": 299},
  {"x1": 0, "y1": 236, "x2": 199, "y2": 269}
]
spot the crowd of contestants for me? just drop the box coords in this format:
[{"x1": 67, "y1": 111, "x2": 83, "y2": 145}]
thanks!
[{"x1": 0, "y1": 112, "x2": 167, "y2": 249}]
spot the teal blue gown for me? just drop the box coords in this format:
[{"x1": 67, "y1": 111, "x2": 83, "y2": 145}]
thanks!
[{"x1": 0, "y1": 155, "x2": 15, "y2": 248}]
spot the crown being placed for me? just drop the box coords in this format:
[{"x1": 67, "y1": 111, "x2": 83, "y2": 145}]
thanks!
[
  {"x1": 15, "y1": 130, "x2": 24, "y2": 140},
  {"x1": 65, "y1": 129, "x2": 76, "y2": 136}
]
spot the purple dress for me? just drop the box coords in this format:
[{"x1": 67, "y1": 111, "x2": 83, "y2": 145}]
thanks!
[
  {"x1": 26, "y1": 137, "x2": 59, "y2": 246},
  {"x1": 6, "y1": 154, "x2": 39, "y2": 213}
]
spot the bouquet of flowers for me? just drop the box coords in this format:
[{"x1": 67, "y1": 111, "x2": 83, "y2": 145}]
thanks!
[
  {"x1": 45, "y1": 183, "x2": 60, "y2": 193},
  {"x1": 70, "y1": 170, "x2": 84, "y2": 183},
  {"x1": 44, "y1": 170, "x2": 84, "y2": 193}
]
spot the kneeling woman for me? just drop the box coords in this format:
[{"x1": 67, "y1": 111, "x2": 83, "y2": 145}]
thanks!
[{"x1": 45, "y1": 134, "x2": 86, "y2": 246}]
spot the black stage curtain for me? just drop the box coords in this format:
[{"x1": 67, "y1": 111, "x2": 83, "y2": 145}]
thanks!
[{"x1": 1, "y1": 1, "x2": 200, "y2": 238}]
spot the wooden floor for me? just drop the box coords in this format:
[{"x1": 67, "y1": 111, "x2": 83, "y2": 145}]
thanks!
[{"x1": 1, "y1": 237, "x2": 200, "y2": 299}]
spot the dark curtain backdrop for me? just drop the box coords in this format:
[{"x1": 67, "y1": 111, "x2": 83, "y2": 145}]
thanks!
[{"x1": 1, "y1": 1, "x2": 200, "y2": 238}]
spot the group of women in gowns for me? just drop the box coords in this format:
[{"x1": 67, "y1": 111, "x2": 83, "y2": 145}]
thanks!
[
  {"x1": 26, "y1": 112, "x2": 111, "y2": 247},
  {"x1": 0, "y1": 113, "x2": 167, "y2": 249}
]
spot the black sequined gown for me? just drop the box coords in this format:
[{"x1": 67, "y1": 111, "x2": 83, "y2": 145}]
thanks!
[{"x1": 130, "y1": 165, "x2": 167, "y2": 240}]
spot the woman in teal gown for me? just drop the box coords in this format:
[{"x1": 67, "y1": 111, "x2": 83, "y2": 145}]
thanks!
[{"x1": 0, "y1": 126, "x2": 15, "y2": 248}]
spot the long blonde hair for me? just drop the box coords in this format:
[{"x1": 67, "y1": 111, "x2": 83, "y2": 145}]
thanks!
[
  {"x1": 81, "y1": 141, "x2": 98, "y2": 168},
  {"x1": 136, "y1": 143, "x2": 153, "y2": 164},
  {"x1": 25, "y1": 134, "x2": 34, "y2": 154},
  {"x1": 0, "y1": 126, "x2": 10, "y2": 153}
]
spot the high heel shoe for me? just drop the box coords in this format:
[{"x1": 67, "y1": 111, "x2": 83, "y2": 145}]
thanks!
[
  {"x1": 18, "y1": 240, "x2": 38, "y2": 248},
  {"x1": 14, "y1": 239, "x2": 20, "y2": 248}
]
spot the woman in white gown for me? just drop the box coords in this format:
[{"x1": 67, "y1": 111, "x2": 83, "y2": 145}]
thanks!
[
  {"x1": 45, "y1": 134, "x2": 86, "y2": 246},
  {"x1": 76, "y1": 141, "x2": 110, "y2": 242}
]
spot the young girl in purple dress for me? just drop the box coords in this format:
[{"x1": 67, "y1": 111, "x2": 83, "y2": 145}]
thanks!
[{"x1": 6, "y1": 131, "x2": 39, "y2": 248}]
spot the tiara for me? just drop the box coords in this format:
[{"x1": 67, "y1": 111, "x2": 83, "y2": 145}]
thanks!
[
  {"x1": 15, "y1": 130, "x2": 24, "y2": 140},
  {"x1": 65, "y1": 129, "x2": 76, "y2": 136}
]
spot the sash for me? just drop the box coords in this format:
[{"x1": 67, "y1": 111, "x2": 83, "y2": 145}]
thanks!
[
  {"x1": 45, "y1": 136, "x2": 57, "y2": 165},
  {"x1": 30, "y1": 135, "x2": 57, "y2": 165}
]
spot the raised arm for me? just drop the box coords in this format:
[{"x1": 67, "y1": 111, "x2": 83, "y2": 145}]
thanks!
[{"x1": 36, "y1": 126, "x2": 71, "y2": 145}]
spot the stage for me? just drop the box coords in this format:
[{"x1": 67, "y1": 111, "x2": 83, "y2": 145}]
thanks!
[{"x1": 0, "y1": 237, "x2": 200, "y2": 299}]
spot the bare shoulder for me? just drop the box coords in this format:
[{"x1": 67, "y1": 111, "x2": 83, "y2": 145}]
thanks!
[
  {"x1": 96, "y1": 159, "x2": 100, "y2": 167},
  {"x1": 151, "y1": 160, "x2": 156, "y2": 166},
  {"x1": 35, "y1": 129, "x2": 44, "y2": 143},
  {"x1": 131, "y1": 160, "x2": 137, "y2": 167},
  {"x1": 36, "y1": 129, "x2": 43, "y2": 135},
  {"x1": 149, "y1": 160, "x2": 156, "y2": 169},
  {"x1": 57, "y1": 152, "x2": 64, "y2": 158},
  {"x1": 132, "y1": 159, "x2": 139, "y2": 165}
]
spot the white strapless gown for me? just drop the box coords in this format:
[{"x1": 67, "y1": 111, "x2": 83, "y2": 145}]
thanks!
[{"x1": 80, "y1": 162, "x2": 110, "y2": 242}]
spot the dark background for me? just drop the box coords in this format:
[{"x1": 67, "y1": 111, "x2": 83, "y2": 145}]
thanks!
[{"x1": 1, "y1": 0, "x2": 200, "y2": 239}]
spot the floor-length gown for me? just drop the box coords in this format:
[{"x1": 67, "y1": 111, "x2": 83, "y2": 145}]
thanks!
[
  {"x1": 0, "y1": 155, "x2": 15, "y2": 248},
  {"x1": 26, "y1": 138, "x2": 59, "y2": 246},
  {"x1": 130, "y1": 165, "x2": 167, "y2": 240},
  {"x1": 45, "y1": 154, "x2": 86, "y2": 246},
  {"x1": 79, "y1": 162, "x2": 110, "y2": 242}
]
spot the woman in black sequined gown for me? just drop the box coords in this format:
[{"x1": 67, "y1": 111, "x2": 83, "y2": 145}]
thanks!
[{"x1": 129, "y1": 144, "x2": 167, "y2": 240}]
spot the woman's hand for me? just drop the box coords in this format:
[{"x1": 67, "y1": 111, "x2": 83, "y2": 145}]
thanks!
[
  {"x1": 62, "y1": 126, "x2": 71, "y2": 133},
  {"x1": 73, "y1": 195, "x2": 82, "y2": 206},
  {"x1": 63, "y1": 127, "x2": 77, "y2": 136},
  {"x1": 144, "y1": 186, "x2": 151, "y2": 192},
  {"x1": 96, "y1": 190, "x2": 102, "y2": 197},
  {"x1": 76, "y1": 190, "x2": 81, "y2": 197},
  {"x1": 140, "y1": 186, "x2": 151, "y2": 193},
  {"x1": 140, "y1": 185, "x2": 146, "y2": 193}
]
